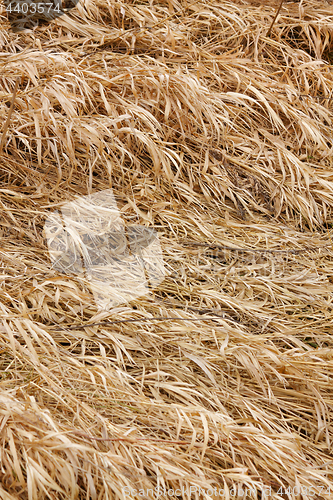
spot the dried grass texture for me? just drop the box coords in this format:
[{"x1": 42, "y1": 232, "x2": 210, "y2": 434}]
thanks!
[{"x1": 1, "y1": 0, "x2": 333, "y2": 498}]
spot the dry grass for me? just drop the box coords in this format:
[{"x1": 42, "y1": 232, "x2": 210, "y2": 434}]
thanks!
[{"x1": 1, "y1": 0, "x2": 333, "y2": 498}]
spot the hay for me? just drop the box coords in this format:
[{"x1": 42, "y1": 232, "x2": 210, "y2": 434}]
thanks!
[{"x1": 0, "y1": 0, "x2": 333, "y2": 498}]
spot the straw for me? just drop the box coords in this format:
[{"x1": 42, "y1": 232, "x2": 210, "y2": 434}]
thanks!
[{"x1": 0, "y1": 0, "x2": 333, "y2": 498}]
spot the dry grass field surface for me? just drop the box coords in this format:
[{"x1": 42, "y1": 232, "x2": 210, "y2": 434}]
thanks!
[{"x1": 1, "y1": 0, "x2": 333, "y2": 498}]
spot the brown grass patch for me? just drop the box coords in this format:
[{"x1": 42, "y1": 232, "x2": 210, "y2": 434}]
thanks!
[{"x1": 0, "y1": 0, "x2": 333, "y2": 498}]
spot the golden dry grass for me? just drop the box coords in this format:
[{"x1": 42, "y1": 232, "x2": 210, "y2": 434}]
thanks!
[{"x1": 1, "y1": 0, "x2": 333, "y2": 498}]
